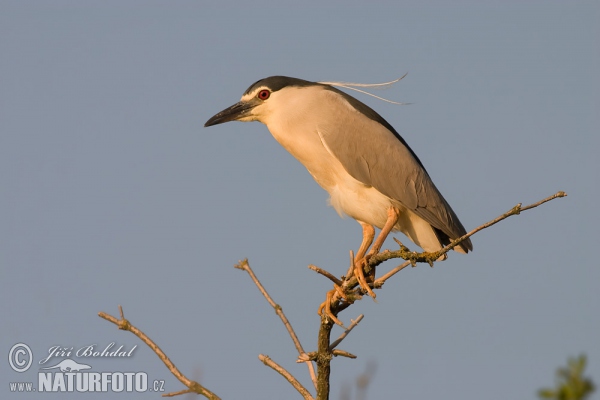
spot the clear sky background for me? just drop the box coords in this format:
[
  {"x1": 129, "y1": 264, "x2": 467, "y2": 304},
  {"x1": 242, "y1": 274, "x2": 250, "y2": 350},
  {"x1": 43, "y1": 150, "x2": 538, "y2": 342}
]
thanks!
[{"x1": 1, "y1": 1, "x2": 598, "y2": 399}]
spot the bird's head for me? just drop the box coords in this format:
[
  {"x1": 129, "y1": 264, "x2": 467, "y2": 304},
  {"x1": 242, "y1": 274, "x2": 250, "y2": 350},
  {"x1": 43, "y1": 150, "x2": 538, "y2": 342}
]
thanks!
[{"x1": 204, "y1": 76, "x2": 317, "y2": 127}]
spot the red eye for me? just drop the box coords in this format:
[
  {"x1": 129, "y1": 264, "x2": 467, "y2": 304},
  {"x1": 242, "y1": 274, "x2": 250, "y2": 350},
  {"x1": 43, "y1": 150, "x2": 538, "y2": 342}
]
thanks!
[{"x1": 257, "y1": 90, "x2": 270, "y2": 100}]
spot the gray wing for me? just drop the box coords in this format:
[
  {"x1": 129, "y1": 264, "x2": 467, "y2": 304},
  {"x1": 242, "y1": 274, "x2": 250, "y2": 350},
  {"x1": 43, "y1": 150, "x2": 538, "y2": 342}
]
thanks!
[{"x1": 318, "y1": 88, "x2": 472, "y2": 251}]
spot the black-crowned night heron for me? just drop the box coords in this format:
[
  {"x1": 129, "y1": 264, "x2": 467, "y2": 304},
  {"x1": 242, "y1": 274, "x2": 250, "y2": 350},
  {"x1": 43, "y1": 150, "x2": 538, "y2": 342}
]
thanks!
[{"x1": 205, "y1": 76, "x2": 472, "y2": 297}]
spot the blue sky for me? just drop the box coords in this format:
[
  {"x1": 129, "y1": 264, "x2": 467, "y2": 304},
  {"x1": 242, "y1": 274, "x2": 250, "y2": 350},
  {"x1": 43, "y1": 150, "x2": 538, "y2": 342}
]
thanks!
[{"x1": 1, "y1": 1, "x2": 598, "y2": 399}]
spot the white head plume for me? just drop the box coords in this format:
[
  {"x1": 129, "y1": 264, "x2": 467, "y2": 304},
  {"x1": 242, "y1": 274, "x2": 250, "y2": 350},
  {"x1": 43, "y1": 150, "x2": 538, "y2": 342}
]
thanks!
[{"x1": 319, "y1": 73, "x2": 410, "y2": 105}]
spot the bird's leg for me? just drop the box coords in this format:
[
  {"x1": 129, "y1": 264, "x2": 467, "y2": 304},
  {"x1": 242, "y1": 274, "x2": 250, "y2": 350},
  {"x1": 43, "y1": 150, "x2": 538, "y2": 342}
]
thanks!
[
  {"x1": 353, "y1": 222, "x2": 376, "y2": 298},
  {"x1": 356, "y1": 207, "x2": 401, "y2": 298},
  {"x1": 354, "y1": 222, "x2": 375, "y2": 263},
  {"x1": 368, "y1": 207, "x2": 400, "y2": 256}
]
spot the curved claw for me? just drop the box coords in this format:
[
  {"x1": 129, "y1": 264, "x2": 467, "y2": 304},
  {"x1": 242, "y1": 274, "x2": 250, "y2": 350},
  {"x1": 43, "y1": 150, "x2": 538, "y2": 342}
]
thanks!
[
  {"x1": 318, "y1": 289, "x2": 345, "y2": 327},
  {"x1": 354, "y1": 257, "x2": 376, "y2": 299}
]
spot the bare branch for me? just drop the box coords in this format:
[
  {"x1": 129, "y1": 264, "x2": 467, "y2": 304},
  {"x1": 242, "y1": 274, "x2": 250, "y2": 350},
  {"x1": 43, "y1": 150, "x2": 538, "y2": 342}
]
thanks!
[
  {"x1": 235, "y1": 259, "x2": 318, "y2": 390},
  {"x1": 374, "y1": 261, "x2": 411, "y2": 287},
  {"x1": 329, "y1": 315, "x2": 364, "y2": 351},
  {"x1": 316, "y1": 315, "x2": 334, "y2": 400},
  {"x1": 521, "y1": 191, "x2": 567, "y2": 211},
  {"x1": 436, "y1": 190, "x2": 568, "y2": 259},
  {"x1": 98, "y1": 307, "x2": 220, "y2": 400},
  {"x1": 308, "y1": 264, "x2": 343, "y2": 286},
  {"x1": 259, "y1": 355, "x2": 315, "y2": 400},
  {"x1": 162, "y1": 389, "x2": 194, "y2": 398},
  {"x1": 369, "y1": 191, "x2": 568, "y2": 268},
  {"x1": 332, "y1": 349, "x2": 357, "y2": 359},
  {"x1": 345, "y1": 250, "x2": 356, "y2": 279}
]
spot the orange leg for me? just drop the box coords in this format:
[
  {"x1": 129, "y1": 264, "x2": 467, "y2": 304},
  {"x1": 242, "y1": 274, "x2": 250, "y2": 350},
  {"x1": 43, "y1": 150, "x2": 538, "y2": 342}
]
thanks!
[
  {"x1": 317, "y1": 223, "x2": 375, "y2": 326},
  {"x1": 320, "y1": 208, "x2": 401, "y2": 317},
  {"x1": 353, "y1": 222, "x2": 376, "y2": 298},
  {"x1": 354, "y1": 258, "x2": 375, "y2": 298},
  {"x1": 355, "y1": 208, "x2": 400, "y2": 299},
  {"x1": 355, "y1": 222, "x2": 375, "y2": 262},
  {"x1": 368, "y1": 207, "x2": 400, "y2": 256}
]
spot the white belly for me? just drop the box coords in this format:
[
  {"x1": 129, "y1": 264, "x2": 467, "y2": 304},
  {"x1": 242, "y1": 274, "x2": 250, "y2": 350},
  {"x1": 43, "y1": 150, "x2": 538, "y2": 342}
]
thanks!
[{"x1": 326, "y1": 172, "x2": 393, "y2": 228}]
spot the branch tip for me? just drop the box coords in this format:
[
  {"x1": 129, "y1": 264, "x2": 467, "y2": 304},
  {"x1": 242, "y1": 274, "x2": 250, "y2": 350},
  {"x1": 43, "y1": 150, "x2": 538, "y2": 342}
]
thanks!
[
  {"x1": 332, "y1": 349, "x2": 357, "y2": 359},
  {"x1": 309, "y1": 265, "x2": 343, "y2": 286},
  {"x1": 234, "y1": 258, "x2": 249, "y2": 270}
]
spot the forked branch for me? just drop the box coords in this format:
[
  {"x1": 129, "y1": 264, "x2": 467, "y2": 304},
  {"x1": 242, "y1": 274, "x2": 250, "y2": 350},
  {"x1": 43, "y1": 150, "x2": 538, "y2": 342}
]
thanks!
[
  {"x1": 98, "y1": 306, "x2": 220, "y2": 399},
  {"x1": 235, "y1": 259, "x2": 317, "y2": 392}
]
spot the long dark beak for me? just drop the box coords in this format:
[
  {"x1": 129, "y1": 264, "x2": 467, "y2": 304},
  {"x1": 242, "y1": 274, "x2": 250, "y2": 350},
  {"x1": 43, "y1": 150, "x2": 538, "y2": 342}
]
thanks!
[{"x1": 204, "y1": 101, "x2": 255, "y2": 127}]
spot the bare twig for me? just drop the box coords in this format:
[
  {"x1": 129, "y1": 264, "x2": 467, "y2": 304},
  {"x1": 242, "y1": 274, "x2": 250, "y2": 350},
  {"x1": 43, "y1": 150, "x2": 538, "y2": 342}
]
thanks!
[
  {"x1": 98, "y1": 306, "x2": 220, "y2": 400},
  {"x1": 369, "y1": 191, "x2": 568, "y2": 269},
  {"x1": 309, "y1": 264, "x2": 343, "y2": 286},
  {"x1": 435, "y1": 190, "x2": 567, "y2": 261},
  {"x1": 297, "y1": 352, "x2": 316, "y2": 362},
  {"x1": 345, "y1": 250, "x2": 356, "y2": 279},
  {"x1": 329, "y1": 315, "x2": 364, "y2": 350},
  {"x1": 235, "y1": 259, "x2": 318, "y2": 390},
  {"x1": 259, "y1": 355, "x2": 315, "y2": 400},
  {"x1": 373, "y1": 261, "x2": 411, "y2": 287},
  {"x1": 332, "y1": 350, "x2": 357, "y2": 359},
  {"x1": 521, "y1": 191, "x2": 567, "y2": 211},
  {"x1": 162, "y1": 389, "x2": 194, "y2": 397}
]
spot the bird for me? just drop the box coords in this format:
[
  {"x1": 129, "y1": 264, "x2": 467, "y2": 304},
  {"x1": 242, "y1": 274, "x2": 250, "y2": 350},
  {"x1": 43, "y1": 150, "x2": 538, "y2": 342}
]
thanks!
[{"x1": 205, "y1": 76, "x2": 472, "y2": 297}]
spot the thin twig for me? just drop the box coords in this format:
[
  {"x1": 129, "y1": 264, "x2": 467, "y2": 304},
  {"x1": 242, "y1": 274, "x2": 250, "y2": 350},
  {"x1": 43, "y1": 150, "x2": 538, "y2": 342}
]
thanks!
[
  {"x1": 373, "y1": 261, "x2": 411, "y2": 287},
  {"x1": 98, "y1": 307, "x2": 220, "y2": 400},
  {"x1": 332, "y1": 349, "x2": 357, "y2": 359},
  {"x1": 437, "y1": 191, "x2": 568, "y2": 259},
  {"x1": 235, "y1": 259, "x2": 318, "y2": 391},
  {"x1": 308, "y1": 264, "x2": 343, "y2": 286},
  {"x1": 521, "y1": 191, "x2": 567, "y2": 211},
  {"x1": 163, "y1": 389, "x2": 194, "y2": 397},
  {"x1": 259, "y1": 355, "x2": 315, "y2": 400},
  {"x1": 297, "y1": 352, "x2": 316, "y2": 362},
  {"x1": 345, "y1": 250, "x2": 355, "y2": 279},
  {"x1": 329, "y1": 315, "x2": 364, "y2": 350},
  {"x1": 369, "y1": 191, "x2": 568, "y2": 268}
]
